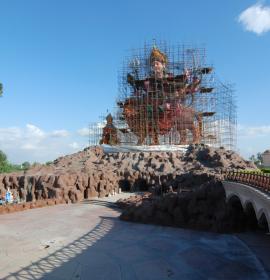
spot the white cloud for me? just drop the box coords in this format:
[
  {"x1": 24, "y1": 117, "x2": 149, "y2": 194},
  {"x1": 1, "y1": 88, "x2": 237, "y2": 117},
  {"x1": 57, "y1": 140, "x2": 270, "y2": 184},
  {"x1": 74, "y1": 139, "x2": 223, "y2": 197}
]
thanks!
[
  {"x1": 77, "y1": 127, "x2": 89, "y2": 137},
  {"x1": 21, "y1": 143, "x2": 40, "y2": 150},
  {"x1": 0, "y1": 127, "x2": 22, "y2": 143},
  {"x1": 69, "y1": 142, "x2": 80, "y2": 149},
  {"x1": 1, "y1": 122, "x2": 268, "y2": 163},
  {"x1": 237, "y1": 124, "x2": 270, "y2": 159},
  {"x1": 26, "y1": 124, "x2": 45, "y2": 138},
  {"x1": 78, "y1": 122, "x2": 106, "y2": 137},
  {"x1": 238, "y1": 124, "x2": 270, "y2": 137},
  {"x1": 0, "y1": 124, "x2": 87, "y2": 164},
  {"x1": 97, "y1": 121, "x2": 106, "y2": 128},
  {"x1": 51, "y1": 130, "x2": 69, "y2": 137},
  {"x1": 238, "y1": 3, "x2": 270, "y2": 35}
]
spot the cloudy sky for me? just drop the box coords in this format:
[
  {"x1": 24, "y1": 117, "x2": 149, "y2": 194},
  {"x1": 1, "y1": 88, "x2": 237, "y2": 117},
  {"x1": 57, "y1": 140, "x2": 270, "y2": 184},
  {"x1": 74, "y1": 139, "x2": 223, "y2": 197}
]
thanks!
[{"x1": 0, "y1": 0, "x2": 269, "y2": 163}]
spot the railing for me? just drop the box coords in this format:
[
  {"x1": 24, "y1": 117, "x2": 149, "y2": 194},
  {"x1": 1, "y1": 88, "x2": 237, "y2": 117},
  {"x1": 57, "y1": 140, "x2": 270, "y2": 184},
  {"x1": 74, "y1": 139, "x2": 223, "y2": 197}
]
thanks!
[{"x1": 223, "y1": 171, "x2": 270, "y2": 194}]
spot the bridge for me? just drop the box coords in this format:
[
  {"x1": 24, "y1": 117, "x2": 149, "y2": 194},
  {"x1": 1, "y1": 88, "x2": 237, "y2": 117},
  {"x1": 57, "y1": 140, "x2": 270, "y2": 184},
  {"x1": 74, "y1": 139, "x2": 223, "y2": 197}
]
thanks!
[{"x1": 223, "y1": 171, "x2": 270, "y2": 232}]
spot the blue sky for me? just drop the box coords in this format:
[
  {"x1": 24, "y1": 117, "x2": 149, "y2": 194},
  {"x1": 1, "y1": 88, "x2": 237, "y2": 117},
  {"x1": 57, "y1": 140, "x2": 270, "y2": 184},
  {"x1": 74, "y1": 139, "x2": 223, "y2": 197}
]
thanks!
[{"x1": 0, "y1": 0, "x2": 270, "y2": 163}]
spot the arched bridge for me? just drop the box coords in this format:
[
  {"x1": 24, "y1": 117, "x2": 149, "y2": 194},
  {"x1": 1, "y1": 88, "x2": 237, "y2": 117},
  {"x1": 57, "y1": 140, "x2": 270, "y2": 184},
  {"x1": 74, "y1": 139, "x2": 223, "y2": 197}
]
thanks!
[{"x1": 223, "y1": 171, "x2": 270, "y2": 231}]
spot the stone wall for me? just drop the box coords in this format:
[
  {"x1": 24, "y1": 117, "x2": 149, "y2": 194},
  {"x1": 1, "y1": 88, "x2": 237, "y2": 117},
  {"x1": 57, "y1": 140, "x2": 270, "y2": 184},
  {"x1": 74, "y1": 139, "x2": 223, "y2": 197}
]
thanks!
[{"x1": 0, "y1": 171, "x2": 120, "y2": 205}]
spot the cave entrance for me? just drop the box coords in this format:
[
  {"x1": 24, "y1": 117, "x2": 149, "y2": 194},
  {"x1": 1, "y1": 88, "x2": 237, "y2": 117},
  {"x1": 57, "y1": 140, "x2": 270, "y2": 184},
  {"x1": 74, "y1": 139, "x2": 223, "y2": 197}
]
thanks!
[
  {"x1": 118, "y1": 178, "x2": 149, "y2": 192},
  {"x1": 119, "y1": 179, "x2": 131, "y2": 192},
  {"x1": 84, "y1": 188, "x2": 88, "y2": 199}
]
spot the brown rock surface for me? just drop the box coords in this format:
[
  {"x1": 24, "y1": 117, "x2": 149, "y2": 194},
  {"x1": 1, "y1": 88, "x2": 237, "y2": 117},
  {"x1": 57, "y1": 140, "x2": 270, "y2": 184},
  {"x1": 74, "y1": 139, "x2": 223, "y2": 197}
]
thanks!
[
  {"x1": 118, "y1": 179, "x2": 254, "y2": 233},
  {"x1": 0, "y1": 144, "x2": 257, "y2": 216}
]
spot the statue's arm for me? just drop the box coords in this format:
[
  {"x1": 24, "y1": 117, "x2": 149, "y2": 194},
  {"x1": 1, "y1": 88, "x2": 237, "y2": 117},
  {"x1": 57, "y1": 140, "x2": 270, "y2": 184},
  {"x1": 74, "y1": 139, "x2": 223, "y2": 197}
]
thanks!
[
  {"x1": 127, "y1": 73, "x2": 135, "y2": 86},
  {"x1": 127, "y1": 74, "x2": 146, "y2": 90}
]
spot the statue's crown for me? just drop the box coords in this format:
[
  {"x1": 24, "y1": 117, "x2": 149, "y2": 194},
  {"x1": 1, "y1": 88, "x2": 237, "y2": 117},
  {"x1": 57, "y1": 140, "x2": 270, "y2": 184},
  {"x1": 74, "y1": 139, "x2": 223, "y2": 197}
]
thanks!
[{"x1": 150, "y1": 46, "x2": 167, "y2": 64}]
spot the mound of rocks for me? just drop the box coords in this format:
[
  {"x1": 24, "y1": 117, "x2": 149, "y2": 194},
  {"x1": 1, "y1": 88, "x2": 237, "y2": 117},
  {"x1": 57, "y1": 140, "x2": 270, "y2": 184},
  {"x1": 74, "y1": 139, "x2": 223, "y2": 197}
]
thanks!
[
  {"x1": 0, "y1": 144, "x2": 257, "y2": 210},
  {"x1": 118, "y1": 179, "x2": 249, "y2": 233}
]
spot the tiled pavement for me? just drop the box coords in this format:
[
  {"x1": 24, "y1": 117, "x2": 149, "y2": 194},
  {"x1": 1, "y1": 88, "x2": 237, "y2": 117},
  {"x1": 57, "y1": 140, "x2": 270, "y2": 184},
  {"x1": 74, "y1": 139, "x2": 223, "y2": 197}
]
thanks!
[{"x1": 0, "y1": 193, "x2": 269, "y2": 280}]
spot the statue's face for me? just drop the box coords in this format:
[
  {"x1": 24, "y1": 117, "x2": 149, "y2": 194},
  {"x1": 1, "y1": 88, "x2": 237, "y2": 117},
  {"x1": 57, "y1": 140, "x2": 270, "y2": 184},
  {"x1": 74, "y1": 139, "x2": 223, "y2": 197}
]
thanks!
[{"x1": 152, "y1": 60, "x2": 165, "y2": 77}]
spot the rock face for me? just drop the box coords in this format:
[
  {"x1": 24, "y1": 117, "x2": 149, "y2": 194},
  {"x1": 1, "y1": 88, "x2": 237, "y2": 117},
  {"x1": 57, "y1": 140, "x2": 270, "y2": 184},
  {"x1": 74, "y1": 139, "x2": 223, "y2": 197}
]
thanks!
[
  {"x1": 0, "y1": 144, "x2": 256, "y2": 209},
  {"x1": 0, "y1": 198, "x2": 65, "y2": 215},
  {"x1": 118, "y1": 180, "x2": 252, "y2": 233}
]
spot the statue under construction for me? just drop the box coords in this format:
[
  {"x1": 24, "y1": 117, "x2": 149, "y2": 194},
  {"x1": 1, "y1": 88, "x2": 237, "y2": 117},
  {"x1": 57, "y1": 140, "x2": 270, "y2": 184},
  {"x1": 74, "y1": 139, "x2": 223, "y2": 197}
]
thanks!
[{"x1": 98, "y1": 42, "x2": 236, "y2": 150}]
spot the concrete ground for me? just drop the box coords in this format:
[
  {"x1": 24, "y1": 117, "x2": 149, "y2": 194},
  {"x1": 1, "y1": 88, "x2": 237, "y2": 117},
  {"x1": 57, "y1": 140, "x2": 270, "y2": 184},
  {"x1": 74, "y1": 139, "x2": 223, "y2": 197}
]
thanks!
[{"x1": 0, "y1": 193, "x2": 269, "y2": 280}]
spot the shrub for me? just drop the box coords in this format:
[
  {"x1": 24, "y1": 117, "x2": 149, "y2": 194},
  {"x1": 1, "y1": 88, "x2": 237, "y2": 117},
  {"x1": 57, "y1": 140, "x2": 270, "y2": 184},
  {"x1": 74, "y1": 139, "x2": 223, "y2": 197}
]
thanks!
[
  {"x1": 261, "y1": 168, "x2": 270, "y2": 174},
  {"x1": 0, "y1": 150, "x2": 23, "y2": 174}
]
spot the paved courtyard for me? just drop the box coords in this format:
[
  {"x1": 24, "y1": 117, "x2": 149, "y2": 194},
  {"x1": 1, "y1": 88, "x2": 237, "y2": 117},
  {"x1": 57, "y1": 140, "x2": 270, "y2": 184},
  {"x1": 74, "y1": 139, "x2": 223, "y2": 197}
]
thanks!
[{"x1": 0, "y1": 193, "x2": 269, "y2": 280}]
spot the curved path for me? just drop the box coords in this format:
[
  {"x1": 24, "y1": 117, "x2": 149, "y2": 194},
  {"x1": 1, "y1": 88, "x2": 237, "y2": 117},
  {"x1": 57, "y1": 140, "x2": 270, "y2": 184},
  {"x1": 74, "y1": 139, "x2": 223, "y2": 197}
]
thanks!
[{"x1": 0, "y1": 194, "x2": 269, "y2": 280}]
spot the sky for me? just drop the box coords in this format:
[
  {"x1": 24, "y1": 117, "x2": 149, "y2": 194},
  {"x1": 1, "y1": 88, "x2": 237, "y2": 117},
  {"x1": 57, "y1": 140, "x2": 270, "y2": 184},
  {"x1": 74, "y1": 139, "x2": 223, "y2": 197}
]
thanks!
[{"x1": 0, "y1": 0, "x2": 270, "y2": 163}]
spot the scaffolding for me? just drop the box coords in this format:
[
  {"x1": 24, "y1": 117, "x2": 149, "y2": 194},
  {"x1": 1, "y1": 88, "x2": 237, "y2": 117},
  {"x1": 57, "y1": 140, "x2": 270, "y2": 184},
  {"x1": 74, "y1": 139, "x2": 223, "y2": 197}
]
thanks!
[{"x1": 91, "y1": 41, "x2": 236, "y2": 150}]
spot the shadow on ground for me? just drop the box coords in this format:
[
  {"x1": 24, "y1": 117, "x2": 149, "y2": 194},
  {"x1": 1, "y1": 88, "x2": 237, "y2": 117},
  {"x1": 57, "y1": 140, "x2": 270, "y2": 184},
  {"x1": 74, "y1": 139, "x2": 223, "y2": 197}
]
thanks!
[
  {"x1": 81, "y1": 199, "x2": 121, "y2": 210},
  {"x1": 3, "y1": 211, "x2": 270, "y2": 280}
]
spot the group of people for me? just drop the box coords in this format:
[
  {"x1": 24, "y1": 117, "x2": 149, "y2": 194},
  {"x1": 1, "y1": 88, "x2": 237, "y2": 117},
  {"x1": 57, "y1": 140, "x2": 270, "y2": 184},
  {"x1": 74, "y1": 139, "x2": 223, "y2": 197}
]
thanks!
[{"x1": 0, "y1": 187, "x2": 18, "y2": 205}]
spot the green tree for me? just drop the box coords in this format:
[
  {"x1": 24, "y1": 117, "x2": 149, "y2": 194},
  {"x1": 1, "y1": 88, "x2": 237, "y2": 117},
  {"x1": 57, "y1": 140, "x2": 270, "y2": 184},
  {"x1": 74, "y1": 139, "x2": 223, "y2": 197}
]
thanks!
[
  {"x1": 0, "y1": 150, "x2": 7, "y2": 163},
  {"x1": 249, "y1": 155, "x2": 256, "y2": 162},
  {"x1": 249, "y1": 153, "x2": 262, "y2": 167},
  {"x1": 0, "y1": 83, "x2": 3, "y2": 97},
  {"x1": 22, "y1": 161, "x2": 31, "y2": 170},
  {"x1": 0, "y1": 150, "x2": 23, "y2": 173},
  {"x1": 31, "y1": 162, "x2": 41, "y2": 168},
  {"x1": 0, "y1": 150, "x2": 12, "y2": 173},
  {"x1": 257, "y1": 152, "x2": 263, "y2": 163}
]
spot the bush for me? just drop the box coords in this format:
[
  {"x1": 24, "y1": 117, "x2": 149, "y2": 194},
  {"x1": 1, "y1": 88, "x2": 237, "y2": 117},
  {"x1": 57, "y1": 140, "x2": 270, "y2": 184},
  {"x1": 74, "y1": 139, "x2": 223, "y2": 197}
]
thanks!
[
  {"x1": 0, "y1": 150, "x2": 7, "y2": 163},
  {"x1": 238, "y1": 170, "x2": 263, "y2": 174},
  {"x1": 238, "y1": 168, "x2": 270, "y2": 175},
  {"x1": 0, "y1": 162, "x2": 21, "y2": 173},
  {"x1": 261, "y1": 168, "x2": 270, "y2": 174}
]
